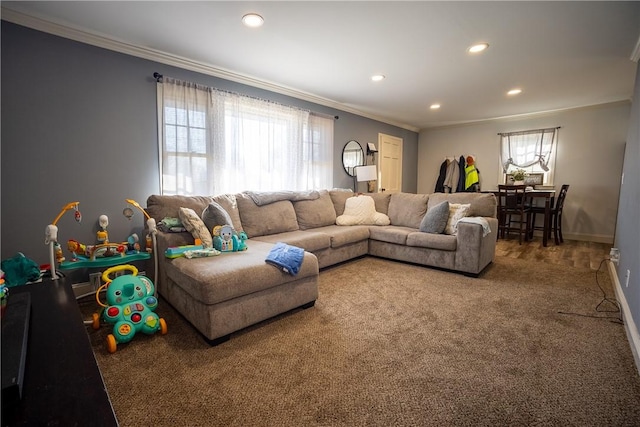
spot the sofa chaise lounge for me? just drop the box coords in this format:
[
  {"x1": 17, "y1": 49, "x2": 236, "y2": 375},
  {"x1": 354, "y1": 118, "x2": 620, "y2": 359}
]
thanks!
[{"x1": 145, "y1": 190, "x2": 498, "y2": 345}]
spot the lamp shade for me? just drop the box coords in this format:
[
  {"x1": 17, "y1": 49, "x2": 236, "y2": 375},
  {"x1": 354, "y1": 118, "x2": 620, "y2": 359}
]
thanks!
[{"x1": 355, "y1": 165, "x2": 377, "y2": 182}]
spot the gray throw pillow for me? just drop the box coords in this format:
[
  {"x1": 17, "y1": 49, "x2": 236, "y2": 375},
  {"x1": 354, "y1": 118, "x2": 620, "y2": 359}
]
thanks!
[
  {"x1": 202, "y1": 201, "x2": 234, "y2": 232},
  {"x1": 420, "y1": 201, "x2": 449, "y2": 234}
]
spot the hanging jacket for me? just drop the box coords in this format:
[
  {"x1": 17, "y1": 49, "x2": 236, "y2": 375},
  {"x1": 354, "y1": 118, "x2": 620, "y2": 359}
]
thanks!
[
  {"x1": 456, "y1": 155, "x2": 466, "y2": 192},
  {"x1": 465, "y1": 164, "x2": 480, "y2": 192},
  {"x1": 443, "y1": 158, "x2": 459, "y2": 193},
  {"x1": 434, "y1": 159, "x2": 448, "y2": 192}
]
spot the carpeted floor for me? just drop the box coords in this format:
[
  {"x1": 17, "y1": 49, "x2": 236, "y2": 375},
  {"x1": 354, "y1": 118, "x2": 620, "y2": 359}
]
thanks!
[{"x1": 82, "y1": 256, "x2": 640, "y2": 426}]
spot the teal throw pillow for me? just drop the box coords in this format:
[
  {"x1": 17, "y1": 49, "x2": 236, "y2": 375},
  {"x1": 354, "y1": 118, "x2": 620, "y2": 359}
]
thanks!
[{"x1": 419, "y1": 201, "x2": 449, "y2": 234}]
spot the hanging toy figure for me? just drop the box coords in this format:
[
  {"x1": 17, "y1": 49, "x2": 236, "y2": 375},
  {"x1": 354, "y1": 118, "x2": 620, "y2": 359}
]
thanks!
[
  {"x1": 465, "y1": 156, "x2": 480, "y2": 192},
  {"x1": 97, "y1": 214, "x2": 114, "y2": 257},
  {"x1": 74, "y1": 205, "x2": 82, "y2": 223}
]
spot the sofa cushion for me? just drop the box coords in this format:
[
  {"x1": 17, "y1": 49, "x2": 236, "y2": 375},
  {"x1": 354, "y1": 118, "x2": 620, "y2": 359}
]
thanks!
[
  {"x1": 329, "y1": 190, "x2": 355, "y2": 216},
  {"x1": 236, "y1": 193, "x2": 299, "y2": 238},
  {"x1": 253, "y1": 230, "x2": 331, "y2": 253},
  {"x1": 419, "y1": 201, "x2": 449, "y2": 234},
  {"x1": 368, "y1": 226, "x2": 414, "y2": 245},
  {"x1": 336, "y1": 195, "x2": 390, "y2": 226},
  {"x1": 369, "y1": 193, "x2": 392, "y2": 215},
  {"x1": 311, "y1": 225, "x2": 370, "y2": 248},
  {"x1": 146, "y1": 194, "x2": 213, "y2": 223},
  {"x1": 164, "y1": 240, "x2": 318, "y2": 305},
  {"x1": 178, "y1": 207, "x2": 213, "y2": 248},
  {"x1": 388, "y1": 193, "x2": 429, "y2": 228},
  {"x1": 293, "y1": 190, "x2": 337, "y2": 230},
  {"x1": 406, "y1": 232, "x2": 457, "y2": 251},
  {"x1": 427, "y1": 193, "x2": 497, "y2": 218},
  {"x1": 202, "y1": 201, "x2": 234, "y2": 232},
  {"x1": 444, "y1": 203, "x2": 471, "y2": 235},
  {"x1": 212, "y1": 193, "x2": 244, "y2": 232}
]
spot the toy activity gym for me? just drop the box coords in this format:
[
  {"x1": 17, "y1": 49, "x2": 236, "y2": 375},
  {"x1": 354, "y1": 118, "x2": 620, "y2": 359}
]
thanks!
[{"x1": 44, "y1": 199, "x2": 166, "y2": 353}]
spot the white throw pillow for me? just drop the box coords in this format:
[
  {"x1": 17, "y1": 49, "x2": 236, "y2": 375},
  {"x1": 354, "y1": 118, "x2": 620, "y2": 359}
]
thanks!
[
  {"x1": 444, "y1": 203, "x2": 471, "y2": 235},
  {"x1": 336, "y1": 195, "x2": 390, "y2": 226}
]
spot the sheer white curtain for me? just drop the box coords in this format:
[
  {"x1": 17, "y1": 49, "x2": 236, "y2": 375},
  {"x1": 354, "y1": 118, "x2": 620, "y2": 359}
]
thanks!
[
  {"x1": 157, "y1": 77, "x2": 333, "y2": 195},
  {"x1": 500, "y1": 128, "x2": 557, "y2": 172},
  {"x1": 499, "y1": 127, "x2": 558, "y2": 183}
]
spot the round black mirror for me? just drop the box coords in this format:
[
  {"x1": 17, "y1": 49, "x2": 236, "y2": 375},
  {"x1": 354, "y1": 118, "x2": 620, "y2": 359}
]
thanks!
[{"x1": 342, "y1": 140, "x2": 364, "y2": 177}]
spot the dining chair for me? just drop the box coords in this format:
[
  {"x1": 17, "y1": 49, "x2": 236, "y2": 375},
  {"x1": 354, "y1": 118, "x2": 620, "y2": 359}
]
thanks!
[
  {"x1": 530, "y1": 184, "x2": 569, "y2": 245},
  {"x1": 497, "y1": 185, "x2": 531, "y2": 245}
]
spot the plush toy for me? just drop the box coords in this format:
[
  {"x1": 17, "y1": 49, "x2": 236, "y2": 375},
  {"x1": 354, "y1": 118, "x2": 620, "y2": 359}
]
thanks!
[{"x1": 212, "y1": 225, "x2": 248, "y2": 252}]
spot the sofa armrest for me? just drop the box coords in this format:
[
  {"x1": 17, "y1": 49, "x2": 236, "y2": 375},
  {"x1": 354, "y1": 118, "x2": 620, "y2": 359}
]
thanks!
[
  {"x1": 153, "y1": 231, "x2": 194, "y2": 292},
  {"x1": 454, "y1": 217, "x2": 498, "y2": 275}
]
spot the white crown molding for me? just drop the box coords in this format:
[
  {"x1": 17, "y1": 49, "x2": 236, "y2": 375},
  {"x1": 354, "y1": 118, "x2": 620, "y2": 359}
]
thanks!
[
  {"x1": 1, "y1": 7, "x2": 420, "y2": 133},
  {"x1": 422, "y1": 100, "x2": 632, "y2": 132}
]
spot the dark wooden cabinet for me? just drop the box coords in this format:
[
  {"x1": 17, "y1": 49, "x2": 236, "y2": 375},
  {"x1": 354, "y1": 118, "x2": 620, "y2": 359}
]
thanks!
[{"x1": 1, "y1": 279, "x2": 118, "y2": 426}]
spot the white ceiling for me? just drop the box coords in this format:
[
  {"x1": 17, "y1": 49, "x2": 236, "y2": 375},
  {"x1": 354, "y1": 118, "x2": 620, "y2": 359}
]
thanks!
[{"x1": 2, "y1": 1, "x2": 639, "y2": 131}]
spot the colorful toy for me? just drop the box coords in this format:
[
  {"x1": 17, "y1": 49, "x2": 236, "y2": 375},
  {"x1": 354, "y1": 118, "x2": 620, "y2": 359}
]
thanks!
[
  {"x1": 0, "y1": 270, "x2": 7, "y2": 318},
  {"x1": 124, "y1": 198, "x2": 157, "y2": 254},
  {"x1": 45, "y1": 201, "x2": 81, "y2": 278},
  {"x1": 93, "y1": 264, "x2": 167, "y2": 353},
  {"x1": 213, "y1": 225, "x2": 248, "y2": 252},
  {"x1": 165, "y1": 243, "x2": 204, "y2": 258},
  {"x1": 184, "y1": 248, "x2": 221, "y2": 258}
]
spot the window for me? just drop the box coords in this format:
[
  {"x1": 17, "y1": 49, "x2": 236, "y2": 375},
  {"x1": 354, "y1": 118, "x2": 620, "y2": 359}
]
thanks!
[
  {"x1": 157, "y1": 77, "x2": 334, "y2": 195},
  {"x1": 499, "y1": 127, "x2": 559, "y2": 185}
]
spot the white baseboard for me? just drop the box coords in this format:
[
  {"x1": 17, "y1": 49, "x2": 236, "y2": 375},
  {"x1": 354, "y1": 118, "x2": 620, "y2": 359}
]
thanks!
[
  {"x1": 564, "y1": 233, "x2": 613, "y2": 244},
  {"x1": 608, "y1": 260, "x2": 640, "y2": 375},
  {"x1": 527, "y1": 231, "x2": 613, "y2": 244}
]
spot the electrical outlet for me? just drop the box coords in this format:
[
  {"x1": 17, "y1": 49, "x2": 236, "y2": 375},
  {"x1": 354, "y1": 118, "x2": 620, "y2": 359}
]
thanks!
[
  {"x1": 610, "y1": 248, "x2": 620, "y2": 265},
  {"x1": 625, "y1": 270, "x2": 631, "y2": 288}
]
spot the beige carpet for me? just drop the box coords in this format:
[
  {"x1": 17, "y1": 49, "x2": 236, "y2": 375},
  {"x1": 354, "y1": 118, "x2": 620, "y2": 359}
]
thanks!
[{"x1": 83, "y1": 256, "x2": 640, "y2": 426}]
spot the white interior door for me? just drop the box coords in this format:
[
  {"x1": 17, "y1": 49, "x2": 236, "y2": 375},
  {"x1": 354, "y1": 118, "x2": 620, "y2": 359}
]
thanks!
[{"x1": 379, "y1": 133, "x2": 403, "y2": 193}]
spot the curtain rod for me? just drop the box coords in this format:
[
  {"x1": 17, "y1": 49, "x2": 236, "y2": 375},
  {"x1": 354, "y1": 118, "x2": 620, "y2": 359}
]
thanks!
[
  {"x1": 153, "y1": 72, "x2": 339, "y2": 120},
  {"x1": 498, "y1": 126, "x2": 561, "y2": 136}
]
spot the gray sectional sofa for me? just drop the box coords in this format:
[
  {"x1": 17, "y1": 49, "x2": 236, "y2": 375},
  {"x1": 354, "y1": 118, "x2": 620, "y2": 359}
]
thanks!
[{"x1": 145, "y1": 190, "x2": 498, "y2": 345}]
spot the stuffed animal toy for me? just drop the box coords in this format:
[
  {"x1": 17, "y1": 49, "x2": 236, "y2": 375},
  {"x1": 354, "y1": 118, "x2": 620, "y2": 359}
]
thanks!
[{"x1": 212, "y1": 225, "x2": 248, "y2": 252}]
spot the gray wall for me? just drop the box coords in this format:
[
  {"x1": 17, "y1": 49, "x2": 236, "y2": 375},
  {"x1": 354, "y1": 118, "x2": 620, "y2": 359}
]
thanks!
[
  {"x1": 614, "y1": 64, "x2": 640, "y2": 345},
  {"x1": 418, "y1": 102, "x2": 630, "y2": 244},
  {"x1": 0, "y1": 21, "x2": 418, "y2": 270}
]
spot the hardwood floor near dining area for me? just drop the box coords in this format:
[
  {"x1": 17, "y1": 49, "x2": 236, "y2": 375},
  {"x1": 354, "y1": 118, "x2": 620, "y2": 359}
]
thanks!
[{"x1": 496, "y1": 236, "x2": 612, "y2": 271}]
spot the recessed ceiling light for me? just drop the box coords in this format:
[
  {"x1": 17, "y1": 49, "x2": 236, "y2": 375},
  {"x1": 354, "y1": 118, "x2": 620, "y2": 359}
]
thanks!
[
  {"x1": 468, "y1": 43, "x2": 489, "y2": 53},
  {"x1": 371, "y1": 74, "x2": 385, "y2": 82},
  {"x1": 507, "y1": 88, "x2": 523, "y2": 96},
  {"x1": 242, "y1": 13, "x2": 264, "y2": 28},
  {"x1": 430, "y1": 104, "x2": 441, "y2": 110}
]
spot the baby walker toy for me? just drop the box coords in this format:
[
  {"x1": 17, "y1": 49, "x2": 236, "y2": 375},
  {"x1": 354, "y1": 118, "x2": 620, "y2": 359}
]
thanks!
[{"x1": 92, "y1": 264, "x2": 167, "y2": 353}]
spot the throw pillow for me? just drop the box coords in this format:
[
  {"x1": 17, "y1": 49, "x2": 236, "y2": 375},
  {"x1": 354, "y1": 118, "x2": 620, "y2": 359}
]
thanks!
[
  {"x1": 202, "y1": 201, "x2": 234, "y2": 232},
  {"x1": 419, "y1": 201, "x2": 450, "y2": 234},
  {"x1": 444, "y1": 203, "x2": 471, "y2": 235},
  {"x1": 336, "y1": 195, "x2": 391, "y2": 226},
  {"x1": 178, "y1": 207, "x2": 213, "y2": 248},
  {"x1": 293, "y1": 190, "x2": 337, "y2": 230}
]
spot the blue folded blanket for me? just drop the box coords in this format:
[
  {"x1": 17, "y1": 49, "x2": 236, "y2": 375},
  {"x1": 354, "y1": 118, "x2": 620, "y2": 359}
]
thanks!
[{"x1": 265, "y1": 242, "x2": 304, "y2": 276}]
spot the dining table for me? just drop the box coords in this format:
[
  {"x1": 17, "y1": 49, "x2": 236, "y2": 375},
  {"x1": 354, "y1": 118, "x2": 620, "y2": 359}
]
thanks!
[{"x1": 483, "y1": 188, "x2": 557, "y2": 247}]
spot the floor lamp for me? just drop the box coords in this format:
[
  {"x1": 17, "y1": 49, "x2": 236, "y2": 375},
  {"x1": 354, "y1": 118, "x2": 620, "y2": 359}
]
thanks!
[{"x1": 354, "y1": 165, "x2": 378, "y2": 193}]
